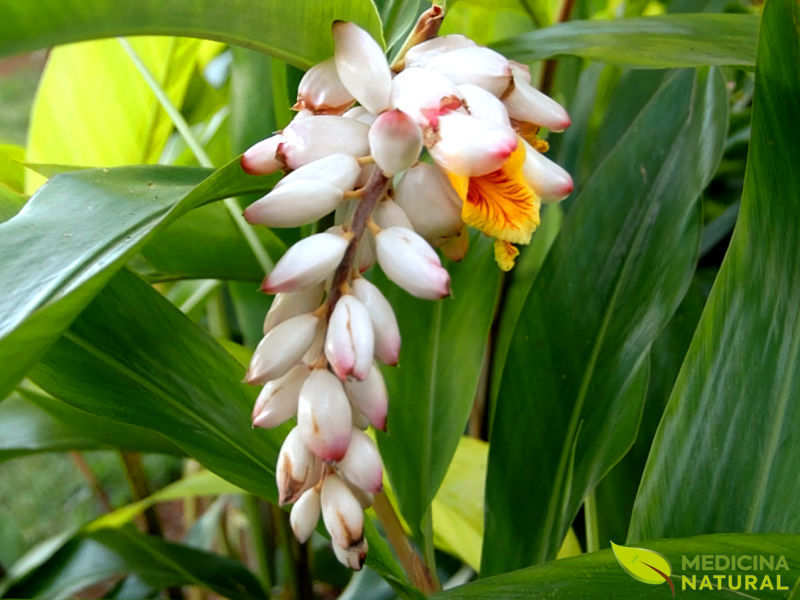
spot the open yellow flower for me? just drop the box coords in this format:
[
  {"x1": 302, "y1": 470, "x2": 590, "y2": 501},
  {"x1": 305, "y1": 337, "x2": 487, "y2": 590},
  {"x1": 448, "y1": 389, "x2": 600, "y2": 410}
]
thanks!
[{"x1": 446, "y1": 140, "x2": 541, "y2": 271}]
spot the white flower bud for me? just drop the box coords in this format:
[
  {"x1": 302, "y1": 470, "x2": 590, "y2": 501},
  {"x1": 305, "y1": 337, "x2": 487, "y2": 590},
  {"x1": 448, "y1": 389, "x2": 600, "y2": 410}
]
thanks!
[
  {"x1": 457, "y1": 83, "x2": 511, "y2": 128},
  {"x1": 352, "y1": 408, "x2": 370, "y2": 430},
  {"x1": 503, "y1": 75, "x2": 571, "y2": 132},
  {"x1": 422, "y1": 46, "x2": 512, "y2": 96},
  {"x1": 373, "y1": 199, "x2": 414, "y2": 230},
  {"x1": 395, "y1": 163, "x2": 462, "y2": 244},
  {"x1": 321, "y1": 474, "x2": 364, "y2": 548},
  {"x1": 333, "y1": 22, "x2": 392, "y2": 114},
  {"x1": 276, "y1": 426, "x2": 323, "y2": 505},
  {"x1": 302, "y1": 320, "x2": 327, "y2": 366},
  {"x1": 241, "y1": 134, "x2": 285, "y2": 175},
  {"x1": 521, "y1": 140, "x2": 574, "y2": 202},
  {"x1": 279, "y1": 115, "x2": 369, "y2": 170},
  {"x1": 337, "y1": 429, "x2": 383, "y2": 494},
  {"x1": 391, "y1": 67, "x2": 463, "y2": 128},
  {"x1": 252, "y1": 364, "x2": 309, "y2": 429},
  {"x1": 368, "y1": 110, "x2": 423, "y2": 176},
  {"x1": 263, "y1": 284, "x2": 324, "y2": 334},
  {"x1": 404, "y1": 34, "x2": 477, "y2": 67},
  {"x1": 376, "y1": 227, "x2": 451, "y2": 300},
  {"x1": 333, "y1": 538, "x2": 368, "y2": 570},
  {"x1": 428, "y1": 112, "x2": 518, "y2": 177},
  {"x1": 244, "y1": 180, "x2": 343, "y2": 227},
  {"x1": 344, "y1": 364, "x2": 388, "y2": 431},
  {"x1": 345, "y1": 480, "x2": 374, "y2": 509},
  {"x1": 290, "y1": 487, "x2": 321, "y2": 543},
  {"x1": 352, "y1": 278, "x2": 401, "y2": 365},
  {"x1": 246, "y1": 314, "x2": 319, "y2": 384},
  {"x1": 277, "y1": 153, "x2": 361, "y2": 192},
  {"x1": 297, "y1": 370, "x2": 353, "y2": 461},
  {"x1": 263, "y1": 232, "x2": 348, "y2": 293},
  {"x1": 509, "y1": 60, "x2": 532, "y2": 83},
  {"x1": 294, "y1": 57, "x2": 354, "y2": 114},
  {"x1": 343, "y1": 106, "x2": 377, "y2": 126},
  {"x1": 356, "y1": 231, "x2": 376, "y2": 273},
  {"x1": 325, "y1": 295, "x2": 375, "y2": 381}
]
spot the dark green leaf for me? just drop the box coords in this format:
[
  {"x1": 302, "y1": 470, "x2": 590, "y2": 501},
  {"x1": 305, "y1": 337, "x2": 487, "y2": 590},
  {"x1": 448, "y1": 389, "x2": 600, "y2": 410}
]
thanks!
[
  {"x1": 629, "y1": 0, "x2": 800, "y2": 543},
  {"x1": 0, "y1": 0, "x2": 384, "y2": 70},
  {"x1": 492, "y1": 14, "x2": 758, "y2": 68},
  {"x1": 483, "y1": 67, "x2": 728, "y2": 574}
]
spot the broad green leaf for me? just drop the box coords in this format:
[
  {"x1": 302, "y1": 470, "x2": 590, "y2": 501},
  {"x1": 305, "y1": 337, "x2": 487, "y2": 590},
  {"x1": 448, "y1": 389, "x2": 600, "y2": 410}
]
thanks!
[
  {"x1": 0, "y1": 0, "x2": 384, "y2": 70},
  {"x1": 26, "y1": 37, "x2": 221, "y2": 193},
  {"x1": 483, "y1": 67, "x2": 728, "y2": 574},
  {"x1": 3, "y1": 527, "x2": 266, "y2": 600},
  {"x1": 492, "y1": 14, "x2": 758, "y2": 68},
  {"x1": 628, "y1": 0, "x2": 800, "y2": 543},
  {"x1": 0, "y1": 389, "x2": 181, "y2": 460},
  {"x1": 377, "y1": 0, "x2": 428, "y2": 51},
  {"x1": 230, "y1": 48, "x2": 278, "y2": 154},
  {"x1": 440, "y1": 2, "x2": 535, "y2": 45},
  {"x1": 0, "y1": 159, "x2": 271, "y2": 400},
  {"x1": 0, "y1": 143, "x2": 25, "y2": 193},
  {"x1": 374, "y1": 234, "x2": 502, "y2": 542},
  {"x1": 439, "y1": 534, "x2": 800, "y2": 599}
]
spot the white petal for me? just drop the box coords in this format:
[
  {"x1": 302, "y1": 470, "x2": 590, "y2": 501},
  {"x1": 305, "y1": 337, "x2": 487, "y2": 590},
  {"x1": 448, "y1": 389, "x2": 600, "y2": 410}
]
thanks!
[
  {"x1": 352, "y1": 278, "x2": 401, "y2": 365},
  {"x1": 241, "y1": 134, "x2": 285, "y2": 175},
  {"x1": 503, "y1": 75, "x2": 571, "y2": 132},
  {"x1": 325, "y1": 295, "x2": 375, "y2": 381},
  {"x1": 343, "y1": 106, "x2": 377, "y2": 126},
  {"x1": 244, "y1": 180, "x2": 343, "y2": 227},
  {"x1": 509, "y1": 60, "x2": 532, "y2": 83},
  {"x1": 394, "y1": 163, "x2": 462, "y2": 243},
  {"x1": 276, "y1": 426, "x2": 323, "y2": 505},
  {"x1": 391, "y1": 67, "x2": 463, "y2": 128},
  {"x1": 457, "y1": 83, "x2": 511, "y2": 128},
  {"x1": 295, "y1": 57, "x2": 354, "y2": 113},
  {"x1": 246, "y1": 314, "x2": 319, "y2": 384},
  {"x1": 404, "y1": 34, "x2": 477, "y2": 67},
  {"x1": 277, "y1": 153, "x2": 361, "y2": 192},
  {"x1": 332, "y1": 538, "x2": 368, "y2": 570},
  {"x1": 263, "y1": 284, "x2": 324, "y2": 334},
  {"x1": 333, "y1": 22, "x2": 392, "y2": 114},
  {"x1": 252, "y1": 364, "x2": 309, "y2": 428},
  {"x1": 375, "y1": 227, "x2": 451, "y2": 300},
  {"x1": 290, "y1": 487, "x2": 321, "y2": 543},
  {"x1": 521, "y1": 139, "x2": 574, "y2": 202},
  {"x1": 337, "y1": 429, "x2": 383, "y2": 494},
  {"x1": 344, "y1": 364, "x2": 388, "y2": 431},
  {"x1": 280, "y1": 115, "x2": 369, "y2": 169},
  {"x1": 321, "y1": 474, "x2": 364, "y2": 548},
  {"x1": 368, "y1": 109, "x2": 422, "y2": 176},
  {"x1": 422, "y1": 46, "x2": 512, "y2": 96},
  {"x1": 428, "y1": 112, "x2": 517, "y2": 177},
  {"x1": 263, "y1": 232, "x2": 348, "y2": 293},
  {"x1": 297, "y1": 370, "x2": 353, "y2": 461},
  {"x1": 373, "y1": 199, "x2": 414, "y2": 230}
]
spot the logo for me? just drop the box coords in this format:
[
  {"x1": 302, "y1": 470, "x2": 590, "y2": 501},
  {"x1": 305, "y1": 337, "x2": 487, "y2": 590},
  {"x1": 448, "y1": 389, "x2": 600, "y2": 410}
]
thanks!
[{"x1": 612, "y1": 542, "x2": 675, "y2": 597}]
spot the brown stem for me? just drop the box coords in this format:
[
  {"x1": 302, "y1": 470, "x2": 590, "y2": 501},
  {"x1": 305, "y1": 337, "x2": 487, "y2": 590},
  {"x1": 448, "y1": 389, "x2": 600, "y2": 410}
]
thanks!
[
  {"x1": 120, "y1": 452, "x2": 164, "y2": 538},
  {"x1": 373, "y1": 493, "x2": 438, "y2": 595},
  {"x1": 538, "y1": 0, "x2": 577, "y2": 96},
  {"x1": 70, "y1": 451, "x2": 113, "y2": 513}
]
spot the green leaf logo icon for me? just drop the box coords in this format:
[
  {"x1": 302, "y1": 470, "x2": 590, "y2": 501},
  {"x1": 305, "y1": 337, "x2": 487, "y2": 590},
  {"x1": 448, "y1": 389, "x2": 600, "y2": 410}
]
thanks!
[{"x1": 611, "y1": 541, "x2": 675, "y2": 596}]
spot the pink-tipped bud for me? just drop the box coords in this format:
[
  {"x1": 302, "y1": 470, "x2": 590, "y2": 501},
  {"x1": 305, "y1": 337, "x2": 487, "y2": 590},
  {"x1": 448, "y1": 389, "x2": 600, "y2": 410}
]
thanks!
[
  {"x1": 325, "y1": 295, "x2": 375, "y2": 381},
  {"x1": 391, "y1": 67, "x2": 463, "y2": 128},
  {"x1": 246, "y1": 314, "x2": 319, "y2": 384},
  {"x1": 263, "y1": 284, "x2": 324, "y2": 334},
  {"x1": 422, "y1": 46, "x2": 512, "y2": 96},
  {"x1": 509, "y1": 60, "x2": 532, "y2": 83},
  {"x1": 290, "y1": 487, "x2": 321, "y2": 543},
  {"x1": 344, "y1": 364, "x2": 388, "y2": 431},
  {"x1": 458, "y1": 83, "x2": 511, "y2": 128},
  {"x1": 337, "y1": 429, "x2": 383, "y2": 494},
  {"x1": 321, "y1": 474, "x2": 364, "y2": 548},
  {"x1": 244, "y1": 180, "x2": 343, "y2": 227},
  {"x1": 352, "y1": 409, "x2": 371, "y2": 430},
  {"x1": 404, "y1": 34, "x2": 477, "y2": 67},
  {"x1": 429, "y1": 112, "x2": 518, "y2": 177},
  {"x1": 521, "y1": 140, "x2": 574, "y2": 202},
  {"x1": 297, "y1": 370, "x2": 353, "y2": 461},
  {"x1": 333, "y1": 22, "x2": 392, "y2": 114},
  {"x1": 368, "y1": 110, "x2": 423, "y2": 176},
  {"x1": 343, "y1": 106, "x2": 377, "y2": 126},
  {"x1": 395, "y1": 163, "x2": 462, "y2": 244},
  {"x1": 279, "y1": 115, "x2": 369, "y2": 169},
  {"x1": 263, "y1": 232, "x2": 348, "y2": 293},
  {"x1": 503, "y1": 75, "x2": 571, "y2": 132},
  {"x1": 352, "y1": 278, "x2": 401, "y2": 365},
  {"x1": 277, "y1": 153, "x2": 361, "y2": 192},
  {"x1": 241, "y1": 134, "x2": 285, "y2": 175},
  {"x1": 376, "y1": 227, "x2": 451, "y2": 300},
  {"x1": 252, "y1": 364, "x2": 309, "y2": 429},
  {"x1": 295, "y1": 57, "x2": 354, "y2": 114},
  {"x1": 276, "y1": 426, "x2": 323, "y2": 505},
  {"x1": 333, "y1": 538, "x2": 368, "y2": 570},
  {"x1": 373, "y1": 199, "x2": 414, "y2": 230}
]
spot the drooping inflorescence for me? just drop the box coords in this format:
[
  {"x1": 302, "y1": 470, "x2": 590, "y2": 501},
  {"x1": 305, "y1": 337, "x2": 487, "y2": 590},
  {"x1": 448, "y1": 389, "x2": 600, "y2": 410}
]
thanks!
[{"x1": 241, "y1": 10, "x2": 572, "y2": 570}]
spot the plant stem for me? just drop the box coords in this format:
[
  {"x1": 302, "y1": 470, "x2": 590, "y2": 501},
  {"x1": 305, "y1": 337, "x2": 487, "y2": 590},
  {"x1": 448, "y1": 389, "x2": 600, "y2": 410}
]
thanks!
[
  {"x1": 70, "y1": 451, "x2": 113, "y2": 513},
  {"x1": 584, "y1": 490, "x2": 600, "y2": 553},
  {"x1": 242, "y1": 495, "x2": 272, "y2": 598},
  {"x1": 372, "y1": 493, "x2": 437, "y2": 595},
  {"x1": 421, "y1": 509, "x2": 441, "y2": 590},
  {"x1": 118, "y1": 37, "x2": 273, "y2": 274},
  {"x1": 538, "y1": 0, "x2": 576, "y2": 96},
  {"x1": 120, "y1": 452, "x2": 164, "y2": 537}
]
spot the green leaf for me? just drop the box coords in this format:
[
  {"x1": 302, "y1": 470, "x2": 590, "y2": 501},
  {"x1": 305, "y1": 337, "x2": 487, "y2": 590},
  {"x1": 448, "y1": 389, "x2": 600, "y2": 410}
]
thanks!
[
  {"x1": 483, "y1": 67, "x2": 728, "y2": 574},
  {"x1": 628, "y1": 0, "x2": 800, "y2": 543},
  {"x1": 3, "y1": 527, "x2": 267, "y2": 600},
  {"x1": 0, "y1": 389, "x2": 181, "y2": 460},
  {"x1": 438, "y1": 533, "x2": 800, "y2": 599},
  {"x1": 492, "y1": 14, "x2": 758, "y2": 68},
  {"x1": 374, "y1": 234, "x2": 502, "y2": 541},
  {"x1": 0, "y1": 159, "x2": 271, "y2": 400},
  {"x1": 0, "y1": 0, "x2": 384, "y2": 70}
]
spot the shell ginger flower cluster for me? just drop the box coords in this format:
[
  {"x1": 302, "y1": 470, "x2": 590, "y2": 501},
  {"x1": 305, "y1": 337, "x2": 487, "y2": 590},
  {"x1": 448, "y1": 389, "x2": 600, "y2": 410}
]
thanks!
[{"x1": 240, "y1": 14, "x2": 573, "y2": 570}]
